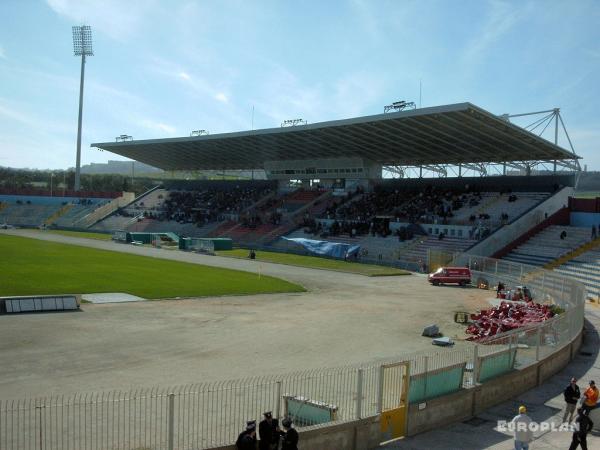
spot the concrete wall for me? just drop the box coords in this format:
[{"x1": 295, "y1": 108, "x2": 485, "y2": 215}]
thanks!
[
  {"x1": 570, "y1": 212, "x2": 600, "y2": 227},
  {"x1": 466, "y1": 186, "x2": 574, "y2": 257},
  {"x1": 406, "y1": 331, "x2": 582, "y2": 438},
  {"x1": 210, "y1": 416, "x2": 381, "y2": 450},
  {"x1": 472, "y1": 365, "x2": 539, "y2": 415},
  {"x1": 538, "y1": 342, "x2": 572, "y2": 383},
  {"x1": 407, "y1": 388, "x2": 474, "y2": 435}
]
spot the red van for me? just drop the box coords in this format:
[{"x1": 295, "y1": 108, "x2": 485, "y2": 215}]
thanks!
[{"x1": 428, "y1": 267, "x2": 471, "y2": 286}]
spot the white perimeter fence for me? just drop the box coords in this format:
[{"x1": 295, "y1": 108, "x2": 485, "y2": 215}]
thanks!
[{"x1": 0, "y1": 254, "x2": 586, "y2": 450}]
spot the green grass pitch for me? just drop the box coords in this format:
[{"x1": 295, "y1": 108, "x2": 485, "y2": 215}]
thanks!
[
  {"x1": 0, "y1": 235, "x2": 304, "y2": 299},
  {"x1": 216, "y1": 249, "x2": 411, "y2": 276}
]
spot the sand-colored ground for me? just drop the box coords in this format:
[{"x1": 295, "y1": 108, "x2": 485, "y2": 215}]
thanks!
[{"x1": 0, "y1": 230, "x2": 491, "y2": 400}]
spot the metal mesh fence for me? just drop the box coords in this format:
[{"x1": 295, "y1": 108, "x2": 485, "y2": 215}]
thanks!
[{"x1": 0, "y1": 252, "x2": 586, "y2": 450}]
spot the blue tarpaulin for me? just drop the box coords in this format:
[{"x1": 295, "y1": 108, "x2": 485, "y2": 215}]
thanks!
[{"x1": 282, "y1": 237, "x2": 360, "y2": 259}]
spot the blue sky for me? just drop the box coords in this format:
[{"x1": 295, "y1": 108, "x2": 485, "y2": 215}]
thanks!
[{"x1": 0, "y1": 0, "x2": 599, "y2": 170}]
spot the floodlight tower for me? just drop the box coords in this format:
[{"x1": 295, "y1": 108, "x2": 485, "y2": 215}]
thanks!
[{"x1": 72, "y1": 25, "x2": 93, "y2": 191}]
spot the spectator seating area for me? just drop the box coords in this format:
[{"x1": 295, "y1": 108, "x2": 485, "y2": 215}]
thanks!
[
  {"x1": 554, "y1": 247, "x2": 600, "y2": 300},
  {"x1": 449, "y1": 192, "x2": 550, "y2": 226},
  {"x1": 397, "y1": 236, "x2": 478, "y2": 266},
  {"x1": 0, "y1": 203, "x2": 61, "y2": 227},
  {"x1": 209, "y1": 190, "x2": 331, "y2": 244},
  {"x1": 0, "y1": 196, "x2": 108, "y2": 228},
  {"x1": 502, "y1": 226, "x2": 591, "y2": 267},
  {"x1": 280, "y1": 190, "x2": 323, "y2": 213},
  {"x1": 161, "y1": 186, "x2": 272, "y2": 224},
  {"x1": 91, "y1": 213, "x2": 140, "y2": 232},
  {"x1": 91, "y1": 185, "x2": 276, "y2": 235},
  {"x1": 319, "y1": 187, "x2": 550, "y2": 236},
  {"x1": 52, "y1": 204, "x2": 100, "y2": 227}
]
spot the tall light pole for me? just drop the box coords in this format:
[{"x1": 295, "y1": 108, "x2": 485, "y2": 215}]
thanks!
[{"x1": 72, "y1": 25, "x2": 93, "y2": 191}]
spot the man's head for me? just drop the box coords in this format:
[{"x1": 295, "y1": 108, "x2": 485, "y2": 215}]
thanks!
[
  {"x1": 518, "y1": 405, "x2": 526, "y2": 414},
  {"x1": 282, "y1": 417, "x2": 292, "y2": 429},
  {"x1": 246, "y1": 420, "x2": 256, "y2": 432},
  {"x1": 263, "y1": 411, "x2": 272, "y2": 423},
  {"x1": 571, "y1": 377, "x2": 577, "y2": 385},
  {"x1": 590, "y1": 380, "x2": 596, "y2": 388}
]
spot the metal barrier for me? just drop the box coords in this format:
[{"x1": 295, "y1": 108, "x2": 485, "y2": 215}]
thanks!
[{"x1": 0, "y1": 253, "x2": 586, "y2": 449}]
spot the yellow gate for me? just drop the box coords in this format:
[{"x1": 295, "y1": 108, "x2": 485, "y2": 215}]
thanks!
[{"x1": 379, "y1": 361, "x2": 410, "y2": 444}]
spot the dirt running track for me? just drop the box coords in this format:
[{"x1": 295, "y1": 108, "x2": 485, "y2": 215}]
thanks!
[{"x1": 0, "y1": 229, "x2": 490, "y2": 400}]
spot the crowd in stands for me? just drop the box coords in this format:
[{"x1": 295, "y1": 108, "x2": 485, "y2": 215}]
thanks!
[
  {"x1": 239, "y1": 210, "x2": 282, "y2": 229},
  {"x1": 314, "y1": 186, "x2": 490, "y2": 238},
  {"x1": 325, "y1": 185, "x2": 485, "y2": 225},
  {"x1": 134, "y1": 186, "x2": 273, "y2": 226}
]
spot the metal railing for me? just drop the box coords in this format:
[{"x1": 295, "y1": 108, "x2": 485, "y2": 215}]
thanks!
[{"x1": 0, "y1": 253, "x2": 586, "y2": 450}]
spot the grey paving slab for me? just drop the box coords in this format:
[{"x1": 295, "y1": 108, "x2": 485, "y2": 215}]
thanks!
[{"x1": 82, "y1": 292, "x2": 146, "y2": 303}]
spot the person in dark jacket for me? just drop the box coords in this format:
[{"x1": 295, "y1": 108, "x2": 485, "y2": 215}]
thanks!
[
  {"x1": 280, "y1": 417, "x2": 298, "y2": 450},
  {"x1": 259, "y1": 411, "x2": 280, "y2": 450},
  {"x1": 236, "y1": 420, "x2": 257, "y2": 450},
  {"x1": 563, "y1": 377, "x2": 581, "y2": 423},
  {"x1": 568, "y1": 408, "x2": 594, "y2": 450}
]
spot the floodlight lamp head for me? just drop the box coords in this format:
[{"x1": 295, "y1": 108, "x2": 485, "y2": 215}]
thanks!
[
  {"x1": 72, "y1": 25, "x2": 94, "y2": 56},
  {"x1": 115, "y1": 134, "x2": 133, "y2": 142}
]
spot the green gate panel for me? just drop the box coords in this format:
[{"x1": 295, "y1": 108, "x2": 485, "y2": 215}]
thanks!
[
  {"x1": 409, "y1": 363, "x2": 466, "y2": 404},
  {"x1": 477, "y1": 348, "x2": 517, "y2": 383}
]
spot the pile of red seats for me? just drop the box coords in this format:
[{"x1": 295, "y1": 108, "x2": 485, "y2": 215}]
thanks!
[{"x1": 466, "y1": 301, "x2": 555, "y2": 341}]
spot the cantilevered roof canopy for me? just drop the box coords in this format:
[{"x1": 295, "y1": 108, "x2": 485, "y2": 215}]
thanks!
[{"x1": 92, "y1": 103, "x2": 579, "y2": 171}]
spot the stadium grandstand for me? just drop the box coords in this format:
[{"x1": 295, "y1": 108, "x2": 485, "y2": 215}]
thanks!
[
  {"x1": 87, "y1": 102, "x2": 584, "y2": 267},
  {"x1": 2, "y1": 101, "x2": 599, "y2": 449},
  {"x1": 2, "y1": 101, "x2": 594, "y2": 284}
]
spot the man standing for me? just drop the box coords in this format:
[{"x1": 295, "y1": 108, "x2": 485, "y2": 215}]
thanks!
[
  {"x1": 280, "y1": 417, "x2": 299, "y2": 450},
  {"x1": 582, "y1": 380, "x2": 599, "y2": 414},
  {"x1": 563, "y1": 377, "x2": 581, "y2": 422},
  {"x1": 510, "y1": 405, "x2": 533, "y2": 450},
  {"x1": 236, "y1": 420, "x2": 257, "y2": 450},
  {"x1": 568, "y1": 408, "x2": 594, "y2": 450},
  {"x1": 259, "y1": 411, "x2": 280, "y2": 450}
]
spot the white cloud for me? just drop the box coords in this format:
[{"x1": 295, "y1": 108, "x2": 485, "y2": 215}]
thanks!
[
  {"x1": 584, "y1": 48, "x2": 600, "y2": 59},
  {"x1": 0, "y1": 102, "x2": 35, "y2": 126},
  {"x1": 350, "y1": 0, "x2": 383, "y2": 42},
  {"x1": 462, "y1": 0, "x2": 530, "y2": 65},
  {"x1": 45, "y1": 0, "x2": 161, "y2": 41},
  {"x1": 0, "y1": 45, "x2": 6, "y2": 59},
  {"x1": 150, "y1": 58, "x2": 233, "y2": 107},
  {"x1": 214, "y1": 92, "x2": 228, "y2": 103},
  {"x1": 138, "y1": 119, "x2": 176, "y2": 135},
  {"x1": 0, "y1": 99, "x2": 72, "y2": 134}
]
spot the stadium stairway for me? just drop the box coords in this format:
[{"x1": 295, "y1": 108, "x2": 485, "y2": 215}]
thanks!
[
  {"x1": 397, "y1": 236, "x2": 478, "y2": 266},
  {"x1": 52, "y1": 203, "x2": 104, "y2": 228},
  {"x1": 536, "y1": 236, "x2": 600, "y2": 301},
  {"x1": 44, "y1": 204, "x2": 73, "y2": 225},
  {"x1": 553, "y1": 247, "x2": 600, "y2": 300},
  {"x1": 501, "y1": 225, "x2": 591, "y2": 267}
]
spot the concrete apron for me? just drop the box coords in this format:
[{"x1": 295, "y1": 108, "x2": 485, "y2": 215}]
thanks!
[{"x1": 206, "y1": 331, "x2": 583, "y2": 450}]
